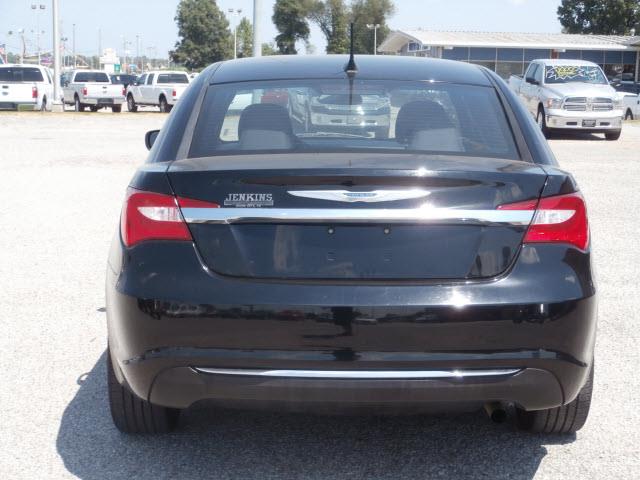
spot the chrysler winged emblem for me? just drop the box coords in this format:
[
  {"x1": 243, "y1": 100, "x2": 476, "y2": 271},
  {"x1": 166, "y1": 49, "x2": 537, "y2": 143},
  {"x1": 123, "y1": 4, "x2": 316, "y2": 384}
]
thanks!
[{"x1": 287, "y1": 190, "x2": 431, "y2": 203}]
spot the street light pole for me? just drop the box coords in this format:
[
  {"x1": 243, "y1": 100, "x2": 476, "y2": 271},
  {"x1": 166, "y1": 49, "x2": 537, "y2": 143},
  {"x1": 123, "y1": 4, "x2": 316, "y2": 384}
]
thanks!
[
  {"x1": 228, "y1": 8, "x2": 242, "y2": 59},
  {"x1": 31, "y1": 4, "x2": 46, "y2": 65},
  {"x1": 72, "y1": 23, "x2": 76, "y2": 68},
  {"x1": 136, "y1": 34, "x2": 141, "y2": 73},
  {"x1": 366, "y1": 24, "x2": 380, "y2": 55}
]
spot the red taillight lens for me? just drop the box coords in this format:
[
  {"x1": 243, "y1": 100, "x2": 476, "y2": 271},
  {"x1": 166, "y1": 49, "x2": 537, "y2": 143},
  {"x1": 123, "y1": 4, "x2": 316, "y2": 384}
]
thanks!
[
  {"x1": 120, "y1": 189, "x2": 219, "y2": 247},
  {"x1": 172, "y1": 89, "x2": 177, "y2": 97},
  {"x1": 499, "y1": 192, "x2": 589, "y2": 251},
  {"x1": 32, "y1": 86, "x2": 38, "y2": 98},
  {"x1": 122, "y1": 87, "x2": 126, "y2": 96},
  {"x1": 82, "y1": 87, "x2": 88, "y2": 96}
]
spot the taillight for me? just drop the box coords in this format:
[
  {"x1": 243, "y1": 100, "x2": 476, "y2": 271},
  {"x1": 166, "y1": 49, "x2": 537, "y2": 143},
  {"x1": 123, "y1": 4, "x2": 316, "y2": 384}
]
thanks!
[
  {"x1": 120, "y1": 188, "x2": 218, "y2": 247},
  {"x1": 32, "y1": 86, "x2": 38, "y2": 98},
  {"x1": 122, "y1": 87, "x2": 126, "y2": 96},
  {"x1": 172, "y1": 89, "x2": 177, "y2": 97},
  {"x1": 498, "y1": 192, "x2": 589, "y2": 251},
  {"x1": 82, "y1": 87, "x2": 88, "y2": 96}
]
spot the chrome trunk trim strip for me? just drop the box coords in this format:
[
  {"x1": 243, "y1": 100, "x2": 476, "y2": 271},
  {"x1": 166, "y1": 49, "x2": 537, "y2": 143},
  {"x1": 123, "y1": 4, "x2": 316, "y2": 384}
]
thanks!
[
  {"x1": 192, "y1": 367, "x2": 522, "y2": 379},
  {"x1": 181, "y1": 207, "x2": 534, "y2": 226}
]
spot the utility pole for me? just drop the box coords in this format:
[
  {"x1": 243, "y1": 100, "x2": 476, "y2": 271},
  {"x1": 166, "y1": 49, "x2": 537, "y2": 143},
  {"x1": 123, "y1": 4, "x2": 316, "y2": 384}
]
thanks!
[
  {"x1": 228, "y1": 8, "x2": 242, "y2": 59},
  {"x1": 52, "y1": 0, "x2": 62, "y2": 111},
  {"x1": 98, "y1": 28, "x2": 102, "y2": 69},
  {"x1": 366, "y1": 24, "x2": 380, "y2": 55},
  {"x1": 252, "y1": 0, "x2": 262, "y2": 57}
]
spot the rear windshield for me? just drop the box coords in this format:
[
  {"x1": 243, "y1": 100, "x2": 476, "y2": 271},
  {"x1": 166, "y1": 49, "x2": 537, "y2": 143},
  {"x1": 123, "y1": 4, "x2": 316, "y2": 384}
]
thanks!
[
  {"x1": 545, "y1": 65, "x2": 607, "y2": 85},
  {"x1": 189, "y1": 79, "x2": 519, "y2": 160},
  {"x1": 74, "y1": 72, "x2": 110, "y2": 83},
  {"x1": 158, "y1": 73, "x2": 189, "y2": 84},
  {"x1": 0, "y1": 67, "x2": 44, "y2": 82}
]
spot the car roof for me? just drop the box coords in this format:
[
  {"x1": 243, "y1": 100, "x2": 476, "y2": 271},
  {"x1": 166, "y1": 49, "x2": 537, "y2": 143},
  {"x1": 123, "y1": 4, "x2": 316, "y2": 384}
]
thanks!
[
  {"x1": 209, "y1": 55, "x2": 492, "y2": 86},
  {"x1": 532, "y1": 59, "x2": 599, "y2": 67}
]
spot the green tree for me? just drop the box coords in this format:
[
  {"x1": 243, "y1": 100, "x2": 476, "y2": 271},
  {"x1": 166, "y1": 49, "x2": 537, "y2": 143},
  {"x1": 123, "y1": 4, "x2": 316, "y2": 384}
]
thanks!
[
  {"x1": 236, "y1": 17, "x2": 254, "y2": 58},
  {"x1": 273, "y1": 0, "x2": 312, "y2": 54},
  {"x1": 262, "y1": 42, "x2": 280, "y2": 56},
  {"x1": 557, "y1": 0, "x2": 640, "y2": 34},
  {"x1": 171, "y1": 0, "x2": 232, "y2": 69},
  {"x1": 351, "y1": 0, "x2": 395, "y2": 54},
  {"x1": 309, "y1": 0, "x2": 350, "y2": 53}
]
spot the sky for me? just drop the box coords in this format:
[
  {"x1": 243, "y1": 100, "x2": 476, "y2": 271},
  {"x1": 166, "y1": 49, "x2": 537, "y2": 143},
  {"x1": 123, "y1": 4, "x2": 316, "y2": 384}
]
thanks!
[{"x1": 0, "y1": 0, "x2": 563, "y2": 59}]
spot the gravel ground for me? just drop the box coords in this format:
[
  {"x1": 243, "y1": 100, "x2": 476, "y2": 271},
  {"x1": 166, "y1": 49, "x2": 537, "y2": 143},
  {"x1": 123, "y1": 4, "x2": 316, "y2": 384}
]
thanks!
[{"x1": 0, "y1": 111, "x2": 638, "y2": 479}]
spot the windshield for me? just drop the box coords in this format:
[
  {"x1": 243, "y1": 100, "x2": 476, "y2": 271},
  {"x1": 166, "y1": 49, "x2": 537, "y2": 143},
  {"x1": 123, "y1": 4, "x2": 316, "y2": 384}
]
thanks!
[
  {"x1": 545, "y1": 65, "x2": 608, "y2": 84},
  {"x1": 189, "y1": 79, "x2": 519, "y2": 160},
  {"x1": 74, "y1": 72, "x2": 110, "y2": 83},
  {"x1": 0, "y1": 67, "x2": 44, "y2": 82},
  {"x1": 158, "y1": 73, "x2": 189, "y2": 84}
]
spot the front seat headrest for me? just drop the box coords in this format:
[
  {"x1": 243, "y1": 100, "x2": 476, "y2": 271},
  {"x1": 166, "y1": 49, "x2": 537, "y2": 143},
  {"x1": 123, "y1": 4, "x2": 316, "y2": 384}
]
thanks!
[{"x1": 238, "y1": 103, "x2": 294, "y2": 150}]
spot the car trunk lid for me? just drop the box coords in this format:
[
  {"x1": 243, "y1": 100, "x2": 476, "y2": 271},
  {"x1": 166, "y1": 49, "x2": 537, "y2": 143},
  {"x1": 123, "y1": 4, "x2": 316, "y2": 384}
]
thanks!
[{"x1": 168, "y1": 153, "x2": 547, "y2": 280}]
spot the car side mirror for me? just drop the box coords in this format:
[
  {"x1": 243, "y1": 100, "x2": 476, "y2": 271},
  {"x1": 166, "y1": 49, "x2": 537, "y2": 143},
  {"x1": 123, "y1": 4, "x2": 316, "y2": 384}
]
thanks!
[
  {"x1": 526, "y1": 77, "x2": 539, "y2": 85},
  {"x1": 145, "y1": 130, "x2": 160, "y2": 150}
]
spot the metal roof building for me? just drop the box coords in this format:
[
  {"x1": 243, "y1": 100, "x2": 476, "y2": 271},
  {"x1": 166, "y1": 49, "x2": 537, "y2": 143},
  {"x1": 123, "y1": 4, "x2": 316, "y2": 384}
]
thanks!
[{"x1": 379, "y1": 30, "x2": 640, "y2": 81}]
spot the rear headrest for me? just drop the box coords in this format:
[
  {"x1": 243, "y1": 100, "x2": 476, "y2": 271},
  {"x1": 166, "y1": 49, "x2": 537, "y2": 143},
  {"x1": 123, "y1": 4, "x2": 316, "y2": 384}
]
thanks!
[
  {"x1": 395, "y1": 100, "x2": 453, "y2": 143},
  {"x1": 238, "y1": 103, "x2": 294, "y2": 138}
]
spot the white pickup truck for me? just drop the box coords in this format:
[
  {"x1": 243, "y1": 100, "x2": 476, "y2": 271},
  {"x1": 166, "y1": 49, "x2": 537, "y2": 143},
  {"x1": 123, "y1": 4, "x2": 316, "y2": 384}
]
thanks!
[
  {"x1": 509, "y1": 59, "x2": 624, "y2": 140},
  {"x1": 0, "y1": 64, "x2": 54, "y2": 111},
  {"x1": 125, "y1": 71, "x2": 190, "y2": 112},
  {"x1": 62, "y1": 70, "x2": 125, "y2": 112}
]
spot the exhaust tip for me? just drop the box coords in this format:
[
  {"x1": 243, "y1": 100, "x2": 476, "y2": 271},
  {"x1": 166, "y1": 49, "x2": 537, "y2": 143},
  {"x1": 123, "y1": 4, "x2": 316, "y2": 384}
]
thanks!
[{"x1": 484, "y1": 402, "x2": 507, "y2": 423}]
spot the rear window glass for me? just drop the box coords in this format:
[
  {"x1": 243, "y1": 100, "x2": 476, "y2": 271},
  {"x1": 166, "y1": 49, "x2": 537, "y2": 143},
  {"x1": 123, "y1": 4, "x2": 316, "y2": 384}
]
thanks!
[
  {"x1": 189, "y1": 79, "x2": 519, "y2": 160},
  {"x1": 158, "y1": 73, "x2": 189, "y2": 84},
  {"x1": 110, "y1": 74, "x2": 135, "y2": 84},
  {"x1": 0, "y1": 67, "x2": 44, "y2": 82},
  {"x1": 74, "y1": 72, "x2": 110, "y2": 83}
]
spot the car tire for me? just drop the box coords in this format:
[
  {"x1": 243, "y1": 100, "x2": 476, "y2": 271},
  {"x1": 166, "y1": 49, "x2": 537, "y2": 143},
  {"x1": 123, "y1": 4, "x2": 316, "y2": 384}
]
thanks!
[
  {"x1": 40, "y1": 96, "x2": 47, "y2": 111},
  {"x1": 536, "y1": 107, "x2": 550, "y2": 138},
  {"x1": 112, "y1": 105, "x2": 122, "y2": 113},
  {"x1": 159, "y1": 96, "x2": 169, "y2": 113},
  {"x1": 74, "y1": 96, "x2": 84, "y2": 112},
  {"x1": 127, "y1": 95, "x2": 138, "y2": 113},
  {"x1": 516, "y1": 364, "x2": 593, "y2": 434},
  {"x1": 90, "y1": 106, "x2": 99, "y2": 112},
  {"x1": 605, "y1": 130, "x2": 622, "y2": 141},
  {"x1": 107, "y1": 348, "x2": 180, "y2": 434},
  {"x1": 625, "y1": 109, "x2": 633, "y2": 120}
]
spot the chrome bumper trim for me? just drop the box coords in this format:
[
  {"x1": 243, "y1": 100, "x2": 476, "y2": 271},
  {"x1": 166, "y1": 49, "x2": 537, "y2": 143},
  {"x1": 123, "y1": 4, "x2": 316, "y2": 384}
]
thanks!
[
  {"x1": 181, "y1": 208, "x2": 534, "y2": 226},
  {"x1": 192, "y1": 367, "x2": 522, "y2": 379}
]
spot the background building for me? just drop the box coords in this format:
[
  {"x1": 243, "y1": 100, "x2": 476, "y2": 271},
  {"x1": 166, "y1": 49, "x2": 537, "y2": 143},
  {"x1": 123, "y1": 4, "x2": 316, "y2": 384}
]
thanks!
[{"x1": 379, "y1": 31, "x2": 640, "y2": 81}]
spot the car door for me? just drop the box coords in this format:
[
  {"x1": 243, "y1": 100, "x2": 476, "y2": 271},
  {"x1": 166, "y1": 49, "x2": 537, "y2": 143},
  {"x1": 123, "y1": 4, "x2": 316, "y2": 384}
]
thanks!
[
  {"x1": 134, "y1": 74, "x2": 147, "y2": 102},
  {"x1": 144, "y1": 74, "x2": 155, "y2": 103}
]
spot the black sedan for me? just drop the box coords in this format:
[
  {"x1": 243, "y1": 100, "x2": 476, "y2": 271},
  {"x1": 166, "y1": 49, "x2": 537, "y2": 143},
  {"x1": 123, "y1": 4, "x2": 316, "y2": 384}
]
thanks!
[{"x1": 106, "y1": 55, "x2": 596, "y2": 434}]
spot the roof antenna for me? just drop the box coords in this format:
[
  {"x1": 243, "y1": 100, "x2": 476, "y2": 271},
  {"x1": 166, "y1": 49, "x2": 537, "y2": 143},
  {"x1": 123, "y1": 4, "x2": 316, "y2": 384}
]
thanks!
[{"x1": 345, "y1": 22, "x2": 358, "y2": 74}]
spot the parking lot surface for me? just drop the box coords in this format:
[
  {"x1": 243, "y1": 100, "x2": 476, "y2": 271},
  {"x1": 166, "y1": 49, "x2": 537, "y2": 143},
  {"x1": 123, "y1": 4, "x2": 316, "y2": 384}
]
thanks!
[{"x1": 1, "y1": 111, "x2": 638, "y2": 479}]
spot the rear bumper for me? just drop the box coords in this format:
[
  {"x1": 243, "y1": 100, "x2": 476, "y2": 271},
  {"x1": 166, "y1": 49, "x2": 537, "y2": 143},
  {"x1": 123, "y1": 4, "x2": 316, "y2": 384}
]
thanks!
[
  {"x1": 149, "y1": 367, "x2": 563, "y2": 413},
  {"x1": 107, "y1": 241, "x2": 597, "y2": 413},
  {"x1": 82, "y1": 96, "x2": 125, "y2": 106},
  {"x1": 0, "y1": 101, "x2": 37, "y2": 110}
]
